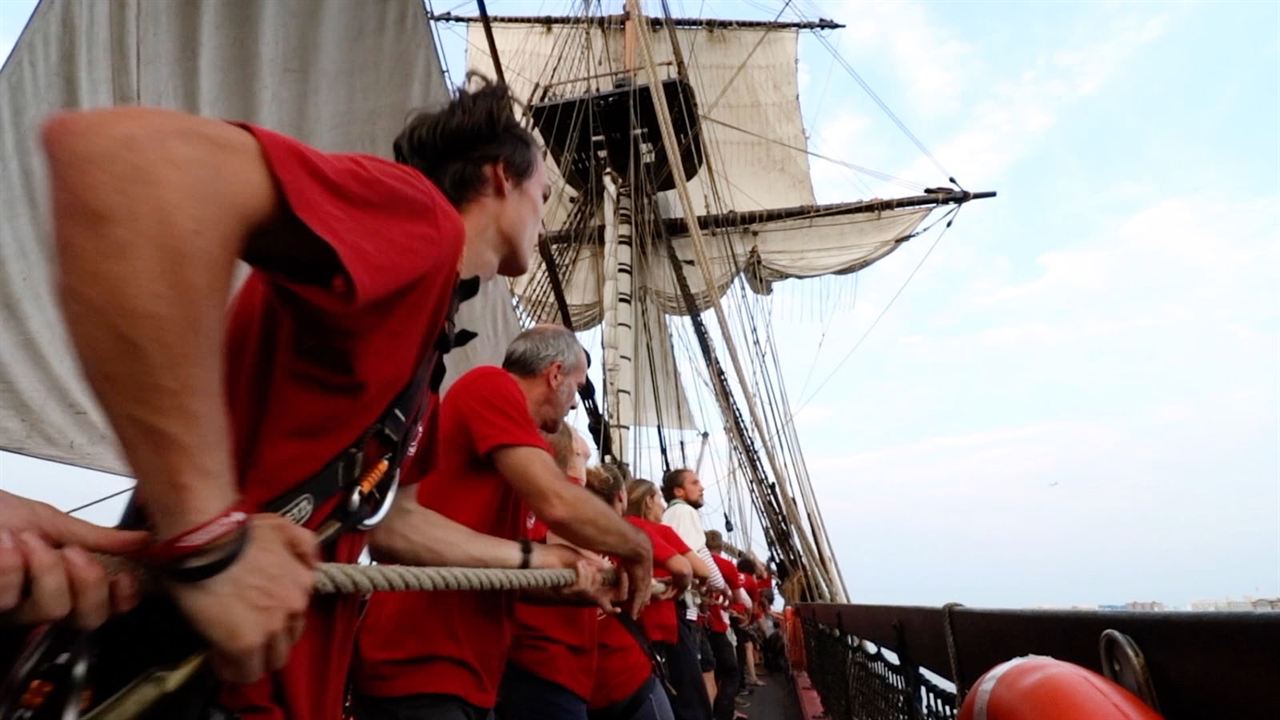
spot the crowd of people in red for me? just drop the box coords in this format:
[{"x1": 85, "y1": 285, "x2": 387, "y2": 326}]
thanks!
[{"x1": 0, "y1": 76, "x2": 784, "y2": 720}]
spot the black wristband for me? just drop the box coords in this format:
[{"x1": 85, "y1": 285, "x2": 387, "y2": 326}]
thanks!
[
  {"x1": 158, "y1": 526, "x2": 249, "y2": 584},
  {"x1": 519, "y1": 538, "x2": 533, "y2": 570}
]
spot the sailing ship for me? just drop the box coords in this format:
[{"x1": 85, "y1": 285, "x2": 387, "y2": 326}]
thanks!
[{"x1": 0, "y1": 1, "x2": 1275, "y2": 719}]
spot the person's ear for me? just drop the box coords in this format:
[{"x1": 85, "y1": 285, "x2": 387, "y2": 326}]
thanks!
[{"x1": 488, "y1": 162, "x2": 510, "y2": 198}]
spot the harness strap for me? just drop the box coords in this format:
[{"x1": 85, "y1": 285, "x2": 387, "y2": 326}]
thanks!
[{"x1": 614, "y1": 612, "x2": 677, "y2": 696}]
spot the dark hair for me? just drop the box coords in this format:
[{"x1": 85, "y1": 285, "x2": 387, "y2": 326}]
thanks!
[
  {"x1": 736, "y1": 557, "x2": 757, "y2": 574},
  {"x1": 660, "y1": 468, "x2": 692, "y2": 502},
  {"x1": 393, "y1": 73, "x2": 538, "y2": 208}
]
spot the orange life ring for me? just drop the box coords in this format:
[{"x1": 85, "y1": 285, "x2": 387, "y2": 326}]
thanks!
[{"x1": 958, "y1": 656, "x2": 1163, "y2": 720}]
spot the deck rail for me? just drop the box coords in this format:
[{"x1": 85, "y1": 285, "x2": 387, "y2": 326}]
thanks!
[{"x1": 794, "y1": 603, "x2": 1280, "y2": 720}]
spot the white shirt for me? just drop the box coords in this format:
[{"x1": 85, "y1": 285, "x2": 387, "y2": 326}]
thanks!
[{"x1": 663, "y1": 500, "x2": 728, "y2": 619}]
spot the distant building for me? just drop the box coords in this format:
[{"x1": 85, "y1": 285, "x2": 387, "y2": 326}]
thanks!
[{"x1": 1189, "y1": 596, "x2": 1280, "y2": 612}]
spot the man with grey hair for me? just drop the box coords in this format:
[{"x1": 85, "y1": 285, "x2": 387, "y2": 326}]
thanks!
[{"x1": 356, "y1": 325, "x2": 653, "y2": 720}]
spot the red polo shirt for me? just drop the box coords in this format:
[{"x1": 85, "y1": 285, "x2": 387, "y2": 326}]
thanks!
[
  {"x1": 507, "y1": 475, "x2": 599, "y2": 701},
  {"x1": 709, "y1": 554, "x2": 742, "y2": 634},
  {"x1": 356, "y1": 367, "x2": 550, "y2": 709},
  {"x1": 739, "y1": 574, "x2": 759, "y2": 620},
  {"x1": 590, "y1": 524, "x2": 678, "y2": 709},
  {"x1": 216, "y1": 124, "x2": 463, "y2": 720},
  {"x1": 629, "y1": 518, "x2": 689, "y2": 644}
]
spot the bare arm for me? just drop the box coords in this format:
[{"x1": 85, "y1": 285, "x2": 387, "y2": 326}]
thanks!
[
  {"x1": 42, "y1": 108, "x2": 329, "y2": 682},
  {"x1": 495, "y1": 447, "x2": 653, "y2": 616},
  {"x1": 683, "y1": 549, "x2": 710, "y2": 580},
  {"x1": 43, "y1": 108, "x2": 334, "y2": 536},
  {"x1": 664, "y1": 554, "x2": 692, "y2": 592},
  {"x1": 495, "y1": 448, "x2": 648, "y2": 562}
]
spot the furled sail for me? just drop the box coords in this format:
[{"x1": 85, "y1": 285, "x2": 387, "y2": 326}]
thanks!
[{"x1": 0, "y1": 0, "x2": 452, "y2": 474}]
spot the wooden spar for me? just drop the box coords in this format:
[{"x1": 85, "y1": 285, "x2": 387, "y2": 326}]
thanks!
[
  {"x1": 623, "y1": 0, "x2": 638, "y2": 73},
  {"x1": 475, "y1": 0, "x2": 506, "y2": 86},
  {"x1": 428, "y1": 13, "x2": 844, "y2": 31},
  {"x1": 542, "y1": 190, "x2": 997, "y2": 245}
]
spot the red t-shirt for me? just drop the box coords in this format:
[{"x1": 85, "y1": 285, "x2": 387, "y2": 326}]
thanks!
[
  {"x1": 507, "y1": 476, "x2": 598, "y2": 701},
  {"x1": 709, "y1": 555, "x2": 742, "y2": 634},
  {"x1": 630, "y1": 518, "x2": 689, "y2": 644},
  {"x1": 356, "y1": 367, "x2": 550, "y2": 709},
  {"x1": 217, "y1": 124, "x2": 463, "y2": 720},
  {"x1": 740, "y1": 574, "x2": 759, "y2": 620},
  {"x1": 590, "y1": 524, "x2": 678, "y2": 709}
]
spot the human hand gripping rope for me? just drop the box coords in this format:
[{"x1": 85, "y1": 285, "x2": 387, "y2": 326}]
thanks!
[{"x1": 0, "y1": 514, "x2": 663, "y2": 720}]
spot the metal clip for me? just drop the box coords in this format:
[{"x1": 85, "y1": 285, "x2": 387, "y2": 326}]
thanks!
[{"x1": 357, "y1": 469, "x2": 399, "y2": 531}]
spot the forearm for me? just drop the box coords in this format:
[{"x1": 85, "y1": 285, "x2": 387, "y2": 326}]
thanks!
[
  {"x1": 497, "y1": 449, "x2": 649, "y2": 563},
  {"x1": 543, "y1": 484, "x2": 649, "y2": 562},
  {"x1": 369, "y1": 494, "x2": 526, "y2": 568},
  {"x1": 665, "y1": 555, "x2": 692, "y2": 591},
  {"x1": 684, "y1": 550, "x2": 711, "y2": 579},
  {"x1": 43, "y1": 110, "x2": 276, "y2": 537}
]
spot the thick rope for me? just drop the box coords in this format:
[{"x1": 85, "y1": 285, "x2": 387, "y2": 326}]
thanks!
[{"x1": 313, "y1": 563, "x2": 618, "y2": 594}]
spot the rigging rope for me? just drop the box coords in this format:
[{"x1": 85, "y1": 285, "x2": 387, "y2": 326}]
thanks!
[
  {"x1": 798, "y1": 206, "x2": 961, "y2": 410},
  {"x1": 811, "y1": 30, "x2": 957, "y2": 186}
]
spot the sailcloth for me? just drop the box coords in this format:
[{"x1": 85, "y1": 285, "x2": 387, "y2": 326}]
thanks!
[
  {"x1": 0, "y1": 0, "x2": 456, "y2": 475},
  {"x1": 466, "y1": 20, "x2": 928, "y2": 432}
]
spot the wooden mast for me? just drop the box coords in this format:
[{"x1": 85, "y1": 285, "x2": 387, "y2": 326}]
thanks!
[{"x1": 602, "y1": 0, "x2": 640, "y2": 467}]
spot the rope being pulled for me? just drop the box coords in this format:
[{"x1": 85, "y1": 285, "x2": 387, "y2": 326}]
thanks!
[{"x1": 313, "y1": 563, "x2": 619, "y2": 594}]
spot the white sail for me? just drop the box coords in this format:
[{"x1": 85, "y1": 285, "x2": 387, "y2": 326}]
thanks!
[
  {"x1": 0, "y1": 0, "x2": 451, "y2": 474},
  {"x1": 471, "y1": 21, "x2": 931, "y2": 318},
  {"x1": 466, "y1": 21, "x2": 815, "y2": 216}
]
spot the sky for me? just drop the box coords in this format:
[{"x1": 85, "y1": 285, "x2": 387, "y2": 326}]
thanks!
[{"x1": 0, "y1": 0, "x2": 1277, "y2": 610}]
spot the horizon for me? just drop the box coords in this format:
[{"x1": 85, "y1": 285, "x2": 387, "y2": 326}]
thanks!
[{"x1": 0, "y1": 0, "x2": 1276, "y2": 610}]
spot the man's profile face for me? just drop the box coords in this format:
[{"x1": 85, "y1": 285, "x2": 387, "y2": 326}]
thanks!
[
  {"x1": 496, "y1": 154, "x2": 551, "y2": 277},
  {"x1": 677, "y1": 471, "x2": 705, "y2": 508}
]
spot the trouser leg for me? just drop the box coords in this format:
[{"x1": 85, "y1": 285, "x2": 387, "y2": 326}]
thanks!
[
  {"x1": 662, "y1": 618, "x2": 711, "y2": 720},
  {"x1": 708, "y1": 633, "x2": 738, "y2": 720},
  {"x1": 494, "y1": 664, "x2": 589, "y2": 720},
  {"x1": 352, "y1": 694, "x2": 492, "y2": 720}
]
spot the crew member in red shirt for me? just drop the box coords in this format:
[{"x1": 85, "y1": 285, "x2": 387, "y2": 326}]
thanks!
[
  {"x1": 735, "y1": 558, "x2": 764, "y2": 688},
  {"x1": 622, "y1": 478, "x2": 713, "y2": 698},
  {"x1": 704, "y1": 531, "x2": 749, "y2": 720},
  {"x1": 498, "y1": 425, "x2": 602, "y2": 720},
  {"x1": 585, "y1": 467, "x2": 687, "y2": 720},
  {"x1": 40, "y1": 78, "x2": 588, "y2": 719},
  {"x1": 355, "y1": 327, "x2": 654, "y2": 720}
]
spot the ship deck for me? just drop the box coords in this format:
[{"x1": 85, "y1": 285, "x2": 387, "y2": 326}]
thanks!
[{"x1": 741, "y1": 669, "x2": 805, "y2": 720}]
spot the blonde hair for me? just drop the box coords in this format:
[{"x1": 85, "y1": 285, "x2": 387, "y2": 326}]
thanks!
[
  {"x1": 543, "y1": 424, "x2": 575, "y2": 473},
  {"x1": 585, "y1": 464, "x2": 627, "y2": 505},
  {"x1": 625, "y1": 479, "x2": 659, "y2": 517}
]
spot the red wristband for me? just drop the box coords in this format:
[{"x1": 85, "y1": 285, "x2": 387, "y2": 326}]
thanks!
[{"x1": 141, "y1": 501, "x2": 251, "y2": 566}]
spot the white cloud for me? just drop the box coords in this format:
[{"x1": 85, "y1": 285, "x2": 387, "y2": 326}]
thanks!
[
  {"x1": 831, "y1": 0, "x2": 976, "y2": 117},
  {"x1": 900, "y1": 10, "x2": 1174, "y2": 186}
]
